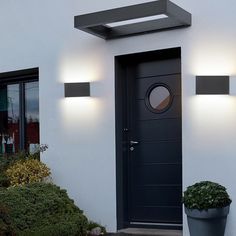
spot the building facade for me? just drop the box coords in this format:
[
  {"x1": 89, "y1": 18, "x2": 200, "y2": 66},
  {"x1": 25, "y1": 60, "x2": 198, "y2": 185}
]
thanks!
[{"x1": 0, "y1": 0, "x2": 236, "y2": 235}]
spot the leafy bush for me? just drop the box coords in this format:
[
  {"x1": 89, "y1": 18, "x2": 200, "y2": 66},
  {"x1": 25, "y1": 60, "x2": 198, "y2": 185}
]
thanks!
[
  {"x1": 0, "y1": 204, "x2": 15, "y2": 236},
  {"x1": 0, "y1": 144, "x2": 49, "y2": 188},
  {"x1": 0, "y1": 183, "x2": 89, "y2": 235},
  {"x1": 6, "y1": 159, "x2": 51, "y2": 187},
  {"x1": 183, "y1": 181, "x2": 232, "y2": 210},
  {"x1": 88, "y1": 221, "x2": 106, "y2": 234},
  {"x1": 0, "y1": 154, "x2": 21, "y2": 188},
  {"x1": 0, "y1": 169, "x2": 10, "y2": 188}
]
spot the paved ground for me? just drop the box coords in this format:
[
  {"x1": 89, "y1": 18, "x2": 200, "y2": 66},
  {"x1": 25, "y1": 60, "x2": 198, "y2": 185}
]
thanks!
[{"x1": 105, "y1": 228, "x2": 182, "y2": 236}]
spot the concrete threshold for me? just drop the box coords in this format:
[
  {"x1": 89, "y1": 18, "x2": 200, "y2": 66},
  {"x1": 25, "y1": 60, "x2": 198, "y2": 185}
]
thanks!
[{"x1": 106, "y1": 228, "x2": 182, "y2": 236}]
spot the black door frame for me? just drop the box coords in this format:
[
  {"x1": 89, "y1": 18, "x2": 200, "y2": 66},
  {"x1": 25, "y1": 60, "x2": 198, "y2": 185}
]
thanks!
[{"x1": 115, "y1": 47, "x2": 182, "y2": 230}]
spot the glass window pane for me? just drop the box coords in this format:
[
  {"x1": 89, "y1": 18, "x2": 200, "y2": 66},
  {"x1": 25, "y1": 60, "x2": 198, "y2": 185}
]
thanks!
[
  {"x1": 0, "y1": 84, "x2": 20, "y2": 154},
  {"x1": 149, "y1": 86, "x2": 171, "y2": 112},
  {"x1": 25, "y1": 81, "x2": 39, "y2": 153}
]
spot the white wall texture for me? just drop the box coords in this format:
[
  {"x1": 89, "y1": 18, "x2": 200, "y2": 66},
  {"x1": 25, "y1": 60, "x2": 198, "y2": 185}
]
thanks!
[{"x1": 1, "y1": 0, "x2": 236, "y2": 234}]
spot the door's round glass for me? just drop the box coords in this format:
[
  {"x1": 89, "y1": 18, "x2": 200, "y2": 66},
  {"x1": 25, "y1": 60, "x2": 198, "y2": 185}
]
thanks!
[{"x1": 148, "y1": 85, "x2": 171, "y2": 113}]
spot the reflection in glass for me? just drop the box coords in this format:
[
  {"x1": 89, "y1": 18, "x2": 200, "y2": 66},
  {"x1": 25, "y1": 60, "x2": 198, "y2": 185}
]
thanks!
[
  {"x1": 149, "y1": 86, "x2": 171, "y2": 112},
  {"x1": 0, "y1": 84, "x2": 20, "y2": 153},
  {"x1": 25, "y1": 82, "x2": 39, "y2": 153}
]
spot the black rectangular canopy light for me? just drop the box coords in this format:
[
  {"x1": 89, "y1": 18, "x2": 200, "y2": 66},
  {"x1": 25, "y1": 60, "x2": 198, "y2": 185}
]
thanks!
[
  {"x1": 196, "y1": 76, "x2": 229, "y2": 95},
  {"x1": 74, "y1": 0, "x2": 191, "y2": 40}
]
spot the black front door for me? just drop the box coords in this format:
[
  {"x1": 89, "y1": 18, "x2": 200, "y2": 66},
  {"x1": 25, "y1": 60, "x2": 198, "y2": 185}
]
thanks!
[{"x1": 116, "y1": 48, "x2": 182, "y2": 229}]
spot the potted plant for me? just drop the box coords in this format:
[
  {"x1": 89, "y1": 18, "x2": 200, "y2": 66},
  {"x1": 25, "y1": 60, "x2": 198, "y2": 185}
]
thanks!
[{"x1": 183, "y1": 181, "x2": 231, "y2": 236}]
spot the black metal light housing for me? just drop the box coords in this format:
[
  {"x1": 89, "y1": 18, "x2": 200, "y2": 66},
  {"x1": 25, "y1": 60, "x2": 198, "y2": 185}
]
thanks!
[
  {"x1": 74, "y1": 0, "x2": 191, "y2": 40},
  {"x1": 196, "y1": 76, "x2": 229, "y2": 95},
  {"x1": 64, "y1": 82, "x2": 90, "y2": 97}
]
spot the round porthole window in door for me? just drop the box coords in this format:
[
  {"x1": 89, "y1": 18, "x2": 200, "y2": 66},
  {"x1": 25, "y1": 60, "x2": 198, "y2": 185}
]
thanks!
[{"x1": 146, "y1": 84, "x2": 172, "y2": 113}]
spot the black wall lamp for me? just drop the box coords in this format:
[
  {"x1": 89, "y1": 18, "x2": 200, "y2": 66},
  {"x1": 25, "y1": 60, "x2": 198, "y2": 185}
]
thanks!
[
  {"x1": 196, "y1": 76, "x2": 229, "y2": 95},
  {"x1": 64, "y1": 82, "x2": 90, "y2": 97},
  {"x1": 74, "y1": 0, "x2": 191, "y2": 40}
]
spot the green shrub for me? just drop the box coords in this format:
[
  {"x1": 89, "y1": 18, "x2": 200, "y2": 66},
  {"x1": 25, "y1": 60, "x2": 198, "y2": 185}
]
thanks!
[
  {"x1": 0, "y1": 203, "x2": 15, "y2": 236},
  {"x1": 0, "y1": 145, "x2": 49, "y2": 188},
  {"x1": 6, "y1": 159, "x2": 51, "y2": 187},
  {"x1": 0, "y1": 154, "x2": 21, "y2": 188},
  {"x1": 183, "y1": 181, "x2": 232, "y2": 210},
  {"x1": 88, "y1": 221, "x2": 106, "y2": 234},
  {"x1": 0, "y1": 183, "x2": 89, "y2": 236}
]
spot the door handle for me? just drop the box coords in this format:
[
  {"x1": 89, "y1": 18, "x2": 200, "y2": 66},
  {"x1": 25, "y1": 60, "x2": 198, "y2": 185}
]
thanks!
[{"x1": 130, "y1": 140, "x2": 139, "y2": 145}]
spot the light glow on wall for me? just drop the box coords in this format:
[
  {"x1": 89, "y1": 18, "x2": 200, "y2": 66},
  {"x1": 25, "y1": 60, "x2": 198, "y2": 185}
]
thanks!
[
  {"x1": 189, "y1": 95, "x2": 236, "y2": 135},
  {"x1": 58, "y1": 44, "x2": 106, "y2": 84},
  {"x1": 190, "y1": 43, "x2": 236, "y2": 76},
  {"x1": 59, "y1": 97, "x2": 104, "y2": 132},
  {"x1": 59, "y1": 97, "x2": 106, "y2": 145},
  {"x1": 59, "y1": 59, "x2": 103, "y2": 83},
  {"x1": 58, "y1": 46, "x2": 108, "y2": 139}
]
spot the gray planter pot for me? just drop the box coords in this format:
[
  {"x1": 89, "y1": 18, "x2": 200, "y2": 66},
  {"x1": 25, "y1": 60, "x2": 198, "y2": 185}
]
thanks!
[{"x1": 185, "y1": 206, "x2": 230, "y2": 236}]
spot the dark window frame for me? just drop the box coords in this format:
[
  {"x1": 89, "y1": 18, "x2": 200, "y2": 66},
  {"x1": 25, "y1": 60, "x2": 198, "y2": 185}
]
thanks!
[
  {"x1": 145, "y1": 83, "x2": 173, "y2": 114},
  {"x1": 0, "y1": 68, "x2": 39, "y2": 151}
]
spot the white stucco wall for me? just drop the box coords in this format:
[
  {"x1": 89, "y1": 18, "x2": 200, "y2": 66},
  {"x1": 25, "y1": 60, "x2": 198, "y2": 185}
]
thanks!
[{"x1": 1, "y1": 0, "x2": 236, "y2": 234}]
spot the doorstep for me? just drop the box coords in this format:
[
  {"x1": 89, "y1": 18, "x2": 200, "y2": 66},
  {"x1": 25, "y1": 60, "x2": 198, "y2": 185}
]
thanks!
[{"x1": 105, "y1": 228, "x2": 182, "y2": 236}]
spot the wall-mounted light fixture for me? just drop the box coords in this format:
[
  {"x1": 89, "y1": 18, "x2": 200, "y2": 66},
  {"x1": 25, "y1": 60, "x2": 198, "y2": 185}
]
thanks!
[
  {"x1": 196, "y1": 76, "x2": 229, "y2": 95},
  {"x1": 74, "y1": 0, "x2": 192, "y2": 40},
  {"x1": 64, "y1": 82, "x2": 90, "y2": 97}
]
